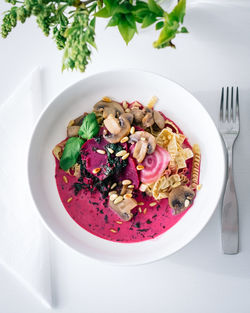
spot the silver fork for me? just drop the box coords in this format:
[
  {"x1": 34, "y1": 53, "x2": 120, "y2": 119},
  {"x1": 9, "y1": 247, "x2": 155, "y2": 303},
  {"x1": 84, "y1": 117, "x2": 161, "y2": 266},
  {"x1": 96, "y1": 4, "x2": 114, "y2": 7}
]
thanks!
[{"x1": 219, "y1": 87, "x2": 240, "y2": 254}]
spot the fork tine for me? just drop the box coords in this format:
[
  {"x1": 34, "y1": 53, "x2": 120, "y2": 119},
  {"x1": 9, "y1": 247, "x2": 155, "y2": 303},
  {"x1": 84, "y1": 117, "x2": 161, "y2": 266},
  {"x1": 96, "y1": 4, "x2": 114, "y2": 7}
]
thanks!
[
  {"x1": 230, "y1": 87, "x2": 234, "y2": 122},
  {"x1": 226, "y1": 86, "x2": 229, "y2": 121},
  {"x1": 220, "y1": 87, "x2": 224, "y2": 121},
  {"x1": 236, "y1": 87, "x2": 239, "y2": 122}
]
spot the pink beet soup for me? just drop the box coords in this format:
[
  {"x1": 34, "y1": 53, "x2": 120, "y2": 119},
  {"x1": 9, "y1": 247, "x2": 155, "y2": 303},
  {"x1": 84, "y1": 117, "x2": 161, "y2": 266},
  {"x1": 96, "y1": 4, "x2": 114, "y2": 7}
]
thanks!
[{"x1": 54, "y1": 102, "x2": 200, "y2": 243}]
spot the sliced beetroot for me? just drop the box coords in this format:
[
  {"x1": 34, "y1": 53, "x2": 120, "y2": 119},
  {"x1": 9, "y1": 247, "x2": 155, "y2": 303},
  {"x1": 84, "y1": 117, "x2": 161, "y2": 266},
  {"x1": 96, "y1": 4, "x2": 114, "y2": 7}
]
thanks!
[
  {"x1": 81, "y1": 136, "x2": 127, "y2": 180},
  {"x1": 140, "y1": 145, "x2": 170, "y2": 184},
  {"x1": 119, "y1": 157, "x2": 139, "y2": 188},
  {"x1": 135, "y1": 125, "x2": 144, "y2": 131},
  {"x1": 81, "y1": 137, "x2": 110, "y2": 180}
]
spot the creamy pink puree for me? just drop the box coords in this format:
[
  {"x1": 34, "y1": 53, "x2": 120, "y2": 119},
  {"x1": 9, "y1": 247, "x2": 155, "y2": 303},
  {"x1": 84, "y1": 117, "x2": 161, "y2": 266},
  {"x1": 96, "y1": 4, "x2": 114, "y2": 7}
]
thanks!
[{"x1": 54, "y1": 111, "x2": 196, "y2": 243}]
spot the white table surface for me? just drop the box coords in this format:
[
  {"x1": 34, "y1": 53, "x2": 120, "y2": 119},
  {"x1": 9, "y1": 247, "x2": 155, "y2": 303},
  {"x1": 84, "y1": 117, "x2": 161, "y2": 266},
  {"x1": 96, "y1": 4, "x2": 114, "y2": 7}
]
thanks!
[{"x1": 1, "y1": 1, "x2": 250, "y2": 312}]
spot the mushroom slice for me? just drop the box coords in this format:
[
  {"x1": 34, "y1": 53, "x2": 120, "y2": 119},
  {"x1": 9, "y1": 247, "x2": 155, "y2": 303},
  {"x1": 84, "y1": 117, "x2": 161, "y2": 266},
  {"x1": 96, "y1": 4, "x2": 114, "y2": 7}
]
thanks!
[
  {"x1": 131, "y1": 108, "x2": 145, "y2": 124},
  {"x1": 168, "y1": 185, "x2": 195, "y2": 215},
  {"x1": 67, "y1": 125, "x2": 80, "y2": 137},
  {"x1": 73, "y1": 113, "x2": 87, "y2": 126},
  {"x1": 52, "y1": 140, "x2": 67, "y2": 160},
  {"x1": 142, "y1": 110, "x2": 154, "y2": 128},
  {"x1": 104, "y1": 115, "x2": 131, "y2": 143},
  {"x1": 153, "y1": 111, "x2": 165, "y2": 129},
  {"x1": 133, "y1": 140, "x2": 148, "y2": 164},
  {"x1": 129, "y1": 131, "x2": 156, "y2": 154},
  {"x1": 94, "y1": 100, "x2": 124, "y2": 119},
  {"x1": 122, "y1": 112, "x2": 134, "y2": 125},
  {"x1": 103, "y1": 114, "x2": 121, "y2": 135},
  {"x1": 67, "y1": 113, "x2": 87, "y2": 137},
  {"x1": 109, "y1": 197, "x2": 137, "y2": 221}
]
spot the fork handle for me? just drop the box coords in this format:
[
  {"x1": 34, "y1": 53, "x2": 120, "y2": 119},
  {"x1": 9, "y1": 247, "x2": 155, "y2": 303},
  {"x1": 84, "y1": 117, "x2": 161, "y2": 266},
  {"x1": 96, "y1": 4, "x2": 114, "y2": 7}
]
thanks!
[{"x1": 221, "y1": 147, "x2": 239, "y2": 254}]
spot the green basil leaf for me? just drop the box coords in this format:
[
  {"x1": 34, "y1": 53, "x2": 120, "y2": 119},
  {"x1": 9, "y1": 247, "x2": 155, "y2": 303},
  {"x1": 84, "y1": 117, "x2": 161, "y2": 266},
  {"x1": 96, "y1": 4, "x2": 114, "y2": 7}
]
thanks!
[
  {"x1": 60, "y1": 137, "x2": 85, "y2": 171},
  {"x1": 155, "y1": 21, "x2": 164, "y2": 30},
  {"x1": 78, "y1": 112, "x2": 100, "y2": 140},
  {"x1": 142, "y1": 13, "x2": 156, "y2": 28},
  {"x1": 169, "y1": 0, "x2": 186, "y2": 23},
  {"x1": 95, "y1": 7, "x2": 111, "y2": 18},
  {"x1": 118, "y1": 16, "x2": 136, "y2": 44},
  {"x1": 148, "y1": 0, "x2": 164, "y2": 17}
]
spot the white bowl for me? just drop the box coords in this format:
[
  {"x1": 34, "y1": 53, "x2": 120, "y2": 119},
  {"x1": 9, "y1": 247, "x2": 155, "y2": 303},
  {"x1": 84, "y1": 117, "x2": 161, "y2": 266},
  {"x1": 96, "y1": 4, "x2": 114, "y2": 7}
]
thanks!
[{"x1": 28, "y1": 70, "x2": 225, "y2": 265}]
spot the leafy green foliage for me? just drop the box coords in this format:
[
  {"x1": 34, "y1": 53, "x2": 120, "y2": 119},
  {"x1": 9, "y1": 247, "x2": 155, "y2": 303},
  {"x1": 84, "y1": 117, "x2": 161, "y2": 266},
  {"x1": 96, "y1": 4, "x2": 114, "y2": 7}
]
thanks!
[
  {"x1": 1, "y1": 0, "x2": 187, "y2": 71},
  {"x1": 78, "y1": 112, "x2": 100, "y2": 140},
  {"x1": 153, "y1": 0, "x2": 187, "y2": 48},
  {"x1": 155, "y1": 21, "x2": 164, "y2": 30},
  {"x1": 117, "y1": 14, "x2": 136, "y2": 44},
  {"x1": 60, "y1": 137, "x2": 85, "y2": 171},
  {"x1": 147, "y1": 0, "x2": 164, "y2": 17},
  {"x1": 142, "y1": 13, "x2": 157, "y2": 28}
]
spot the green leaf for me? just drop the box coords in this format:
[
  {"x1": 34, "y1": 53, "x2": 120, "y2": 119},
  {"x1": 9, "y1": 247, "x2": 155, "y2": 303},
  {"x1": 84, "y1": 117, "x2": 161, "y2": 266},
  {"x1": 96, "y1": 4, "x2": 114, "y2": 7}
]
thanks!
[
  {"x1": 78, "y1": 112, "x2": 100, "y2": 140},
  {"x1": 134, "y1": 16, "x2": 143, "y2": 23},
  {"x1": 103, "y1": 0, "x2": 115, "y2": 12},
  {"x1": 169, "y1": 0, "x2": 186, "y2": 23},
  {"x1": 133, "y1": 8, "x2": 150, "y2": 19},
  {"x1": 94, "y1": 7, "x2": 111, "y2": 18},
  {"x1": 113, "y1": 3, "x2": 131, "y2": 14},
  {"x1": 148, "y1": 0, "x2": 164, "y2": 17},
  {"x1": 155, "y1": 21, "x2": 164, "y2": 30},
  {"x1": 90, "y1": 17, "x2": 96, "y2": 28},
  {"x1": 180, "y1": 26, "x2": 188, "y2": 33},
  {"x1": 141, "y1": 13, "x2": 156, "y2": 28},
  {"x1": 125, "y1": 13, "x2": 137, "y2": 30},
  {"x1": 118, "y1": 16, "x2": 136, "y2": 44},
  {"x1": 107, "y1": 13, "x2": 120, "y2": 27},
  {"x1": 132, "y1": 1, "x2": 149, "y2": 11},
  {"x1": 60, "y1": 137, "x2": 85, "y2": 171},
  {"x1": 153, "y1": 21, "x2": 178, "y2": 48},
  {"x1": 103, "y1": 0, "x2": 126, "y2": 15}
]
